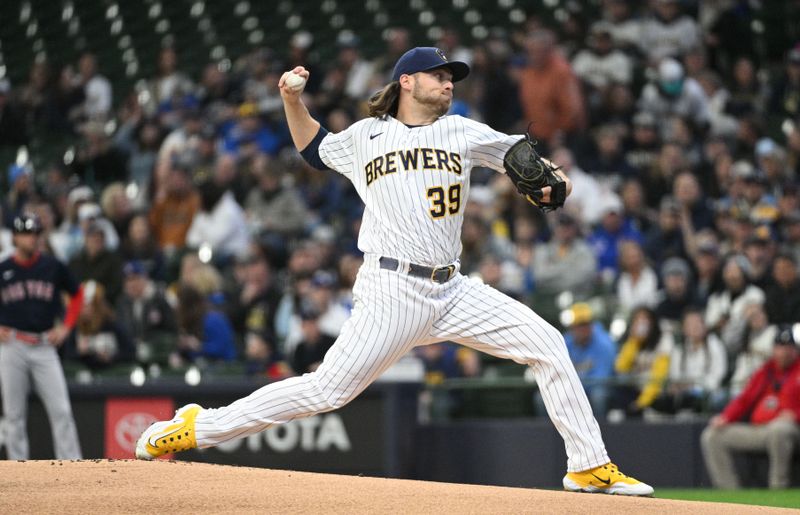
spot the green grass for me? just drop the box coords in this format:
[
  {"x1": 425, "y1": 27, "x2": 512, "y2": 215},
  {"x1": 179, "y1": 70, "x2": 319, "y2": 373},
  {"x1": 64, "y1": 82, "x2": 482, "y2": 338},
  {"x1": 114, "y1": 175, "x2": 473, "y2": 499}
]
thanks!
[{"x1": 656, "y1": 488, "x2": 800, "y2": 509}]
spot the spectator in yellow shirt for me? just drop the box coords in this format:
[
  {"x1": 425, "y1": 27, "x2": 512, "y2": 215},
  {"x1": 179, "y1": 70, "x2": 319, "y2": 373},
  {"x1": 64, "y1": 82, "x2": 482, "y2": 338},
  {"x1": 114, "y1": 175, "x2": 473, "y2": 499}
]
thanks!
[{"x1": 610, "y1": 307, "x2": 673, "y2": 420}]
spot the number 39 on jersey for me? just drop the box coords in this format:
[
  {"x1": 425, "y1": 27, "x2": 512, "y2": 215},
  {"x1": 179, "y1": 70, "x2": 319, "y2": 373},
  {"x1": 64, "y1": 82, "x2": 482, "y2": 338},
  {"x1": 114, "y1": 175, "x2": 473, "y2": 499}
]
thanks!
[{"x1": 426, "y1": 184, "x2": 461, "y2": 219}]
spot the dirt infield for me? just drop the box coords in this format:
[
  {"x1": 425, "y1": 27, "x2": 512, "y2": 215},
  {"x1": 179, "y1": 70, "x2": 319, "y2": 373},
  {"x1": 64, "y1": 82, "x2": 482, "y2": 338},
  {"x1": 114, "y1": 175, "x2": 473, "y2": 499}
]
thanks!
[{"x1": 0, "y1": 460, "x2": 792, "y2": 514}]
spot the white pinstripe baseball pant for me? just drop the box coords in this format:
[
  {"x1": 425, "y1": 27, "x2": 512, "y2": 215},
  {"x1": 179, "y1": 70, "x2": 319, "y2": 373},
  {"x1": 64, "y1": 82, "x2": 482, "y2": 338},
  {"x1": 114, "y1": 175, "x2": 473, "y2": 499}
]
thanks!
[{"x1": 195, "y1": 254, "x2": 609, "y2": 472}]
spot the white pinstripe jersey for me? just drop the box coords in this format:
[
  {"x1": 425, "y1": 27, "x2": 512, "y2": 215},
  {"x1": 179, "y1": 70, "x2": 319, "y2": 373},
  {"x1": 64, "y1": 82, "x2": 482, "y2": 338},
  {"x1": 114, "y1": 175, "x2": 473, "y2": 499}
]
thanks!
[{"x1": 318, "y1": 115, "x2": 522, "y2": 266}]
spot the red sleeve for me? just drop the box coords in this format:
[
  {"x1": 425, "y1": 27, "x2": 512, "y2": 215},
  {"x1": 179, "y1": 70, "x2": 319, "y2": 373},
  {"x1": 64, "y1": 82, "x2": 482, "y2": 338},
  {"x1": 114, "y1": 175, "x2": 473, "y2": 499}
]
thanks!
[
  {"x1": 63, "y1": 285, "x2": 84, "y2": 330},
  {"x1": 781, "y1": 362, "x2": 800, "y2": 422},
  {"x1": 722, "y1": 364, "x2": 770, "y2": 422}
]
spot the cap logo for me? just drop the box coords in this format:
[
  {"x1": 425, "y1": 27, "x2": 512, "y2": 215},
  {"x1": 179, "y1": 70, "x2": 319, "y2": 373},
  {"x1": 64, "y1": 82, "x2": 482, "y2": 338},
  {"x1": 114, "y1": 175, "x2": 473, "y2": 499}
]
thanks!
[
  {"x1": 13, "y1": 215, "x2": 41, "y2": 233},
  {"x1": 435, "y1": 48, "x2": 448, "y2": 62}
]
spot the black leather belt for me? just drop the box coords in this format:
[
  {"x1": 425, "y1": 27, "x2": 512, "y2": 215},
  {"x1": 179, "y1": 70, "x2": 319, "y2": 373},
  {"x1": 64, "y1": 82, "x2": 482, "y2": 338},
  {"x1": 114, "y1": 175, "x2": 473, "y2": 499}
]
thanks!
[{"x1": 379, "y1": 257, "x2": 457, "y2": 284}]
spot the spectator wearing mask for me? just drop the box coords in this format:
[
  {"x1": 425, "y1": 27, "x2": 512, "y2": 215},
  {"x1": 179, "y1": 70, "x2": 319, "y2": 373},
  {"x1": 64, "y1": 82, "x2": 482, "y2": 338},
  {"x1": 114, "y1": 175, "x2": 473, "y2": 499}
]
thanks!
[
  {"x1": 702, "y1": 326, "x2": 800, "y2": 489},
  {"x1": 612, "y1": 307, "x2": 673, "y2": 418},
  {"x1": 638, "y1": 58, "x2": 710, "y2": 133}
]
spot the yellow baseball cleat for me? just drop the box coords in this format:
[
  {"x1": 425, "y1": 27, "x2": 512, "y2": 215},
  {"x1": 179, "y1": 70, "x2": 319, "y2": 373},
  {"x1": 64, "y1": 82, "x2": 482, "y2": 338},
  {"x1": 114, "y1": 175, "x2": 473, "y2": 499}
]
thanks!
[
  {"x1": 563, "y1": 463, "x2": 654, "y2": 496},
  {"x1": 135, "y1": 404, "x2": 203, "y2": 460}
]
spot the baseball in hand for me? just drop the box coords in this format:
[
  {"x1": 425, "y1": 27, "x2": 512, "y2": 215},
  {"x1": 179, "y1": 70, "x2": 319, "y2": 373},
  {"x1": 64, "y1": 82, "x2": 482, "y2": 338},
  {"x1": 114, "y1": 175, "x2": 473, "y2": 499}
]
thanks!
[{"x1": 285, "y1": 72, "x2": 306, "y2": 91}]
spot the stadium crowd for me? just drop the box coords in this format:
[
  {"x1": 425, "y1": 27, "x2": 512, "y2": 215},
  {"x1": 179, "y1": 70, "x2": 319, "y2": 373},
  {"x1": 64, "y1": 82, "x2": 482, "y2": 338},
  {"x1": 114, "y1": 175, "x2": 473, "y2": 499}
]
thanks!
[{"x1": 1, "y1": 0, "x2": 800, "y2": 426}]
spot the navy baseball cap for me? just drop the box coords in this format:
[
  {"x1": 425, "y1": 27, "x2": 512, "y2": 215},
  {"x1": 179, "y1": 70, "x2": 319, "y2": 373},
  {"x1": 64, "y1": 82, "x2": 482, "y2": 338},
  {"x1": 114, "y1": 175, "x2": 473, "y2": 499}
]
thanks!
[
  {"x1": 391, "y1": 47, "x2": 470, "y2": 82},
  {"x1": 310, "y1": 270, "x2": 337, "y2": 289},
  {"x1": 123, "y1": 260, "x2": 146, "y2": 277},
  {"x1": 12, "y1": 213, "x2": 42, "y2": 234},
  {"x1": 775, "y1": 325, "x2": 798, "y2": 346}
]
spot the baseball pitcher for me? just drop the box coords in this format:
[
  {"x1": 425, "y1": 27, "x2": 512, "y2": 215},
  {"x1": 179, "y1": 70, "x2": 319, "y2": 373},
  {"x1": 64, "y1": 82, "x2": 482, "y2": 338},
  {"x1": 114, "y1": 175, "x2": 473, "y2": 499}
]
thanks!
[{"x1": 136, "y1": 47, "x2": 652, "y2": 496}]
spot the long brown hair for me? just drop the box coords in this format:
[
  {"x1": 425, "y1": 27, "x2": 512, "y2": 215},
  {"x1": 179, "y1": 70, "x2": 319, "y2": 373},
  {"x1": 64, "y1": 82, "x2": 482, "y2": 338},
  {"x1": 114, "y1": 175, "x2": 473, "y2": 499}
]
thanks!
[
  {"x1": 176, "y1": 284, "x2": 207, "y2": 339},
  {"x1": 78, "y1": 281, "x2": 115, "y2": 334},
  {"x1": 367, "y1": 82, "x2": 401, "y2": 118}
]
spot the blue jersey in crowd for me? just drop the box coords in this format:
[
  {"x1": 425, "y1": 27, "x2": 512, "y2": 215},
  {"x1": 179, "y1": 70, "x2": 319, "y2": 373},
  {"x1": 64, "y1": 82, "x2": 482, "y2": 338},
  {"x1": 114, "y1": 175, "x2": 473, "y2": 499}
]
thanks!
[{"x1": 564, "y1": 322, "x2": 617, "y2": 386}]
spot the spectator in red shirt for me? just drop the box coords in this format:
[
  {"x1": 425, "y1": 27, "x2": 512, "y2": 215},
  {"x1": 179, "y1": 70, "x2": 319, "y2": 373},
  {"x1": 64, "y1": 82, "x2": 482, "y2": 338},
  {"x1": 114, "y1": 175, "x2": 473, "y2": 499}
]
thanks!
[{"x1": 701, "y1": 325, "x2": 800, "y2": 489}]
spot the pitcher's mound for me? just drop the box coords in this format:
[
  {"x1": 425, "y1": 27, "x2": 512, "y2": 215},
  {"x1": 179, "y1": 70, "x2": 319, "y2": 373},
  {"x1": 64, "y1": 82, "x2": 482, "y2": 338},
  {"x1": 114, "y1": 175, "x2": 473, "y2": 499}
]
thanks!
[{"x1": 0, "y1": 460, "x2": 789, "y2": 514}]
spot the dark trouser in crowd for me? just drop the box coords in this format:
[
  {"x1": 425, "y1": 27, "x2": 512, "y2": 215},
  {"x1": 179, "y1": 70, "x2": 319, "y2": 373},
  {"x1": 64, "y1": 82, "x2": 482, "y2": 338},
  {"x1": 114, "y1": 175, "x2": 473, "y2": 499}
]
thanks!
[
  {"x1": 701, "y1": 419, "x2": 800, "y2": 489},
  {"x1": 0, "y1": 336, "x2": 82, "y2": 460}
]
